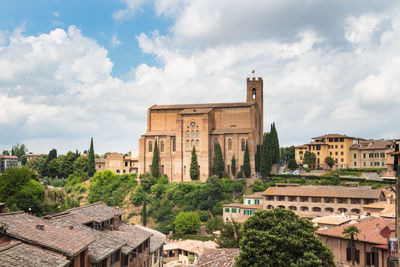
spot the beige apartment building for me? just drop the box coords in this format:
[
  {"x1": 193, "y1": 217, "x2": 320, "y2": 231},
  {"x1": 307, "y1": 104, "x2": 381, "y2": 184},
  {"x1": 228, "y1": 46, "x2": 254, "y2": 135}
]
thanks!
[
  {"x1": 95, "y1": 152, "x2": 138, "y2": 175},
  {"x1": 138, "y1": 77, "x2": 264, "y2": 182},
  {"x1": 350, "y1": 139, "x2": 396, "y2": 170},
  {"x1": 262, "y1": 185, "x2": 386, "y2": 218},
  {"x1": 223, "y1": 192, "x2": 263, "y2": 223}
]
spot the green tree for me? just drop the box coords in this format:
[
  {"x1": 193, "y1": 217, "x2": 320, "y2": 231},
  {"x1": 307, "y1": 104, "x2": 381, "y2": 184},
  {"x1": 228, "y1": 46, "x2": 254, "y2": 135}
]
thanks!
[
  {"x1": 303, "y1": 151, "x2": 316, "y2": 168},
  {"x1": 11, "y1": 143, "x2": 28, "y2": 161},
  {"x1": 88, "y1": 137, "x2": 95, "y2": 177},
  {"x1": 2, "y1": 150, "x2": 10, "y2": 156},
  {"x1": 260, "y1": 133, "x2": 272, "y2": 177},
  {"x1": 255, "y1": 145, "x2": 261, "y2": 172},
  {"x1": 231, "y1": 155, "x2": 236, "y2": 178},
  {"x1": 205, "y1": 216, "x2": 224, "y2": 233},
  {"x1": 173, "y1": 211, "x2": 201, "y2": 234},
  {"x1": 59, "y1": 151, "x2": 76, "y2": 178},
  {"x1": 270, "y1": 123, "x2": 280, "y2": 164},
  {"x1": 212, "y1": 142, "x2": 224, "y2": 178},
  {"x1": 0, "y1": 167, "x2": 45, "y2": 215},
  {"x1": 217, "y1": 219, "x2": 242, "y2": 248},
  {"x1": 73, "y1": 155, "x2": 89, "y2": 173},
  {"x1": 190, "y1": 146, "x2": 200, "y2": 180},
  {"x1": 342, "y1": 226, "x2": 360, "y2": 266},
  {"x1": 243, "y1": 141, "x2": 251, "y2": 178},
  {"x1": 236, "y1": 209, "x2": 335, "y2": 267},
  {"x1": 288, "y1": 159, "x2": 297, "y2": 170},
  {"x1": 151, "y1": 139, "x2": 160, "y2": 178},
  {"x1": 141, "y1": 197, "x2": 148, "y2": 226},
  {"x1": 324, "y1": 156, "x2": 335, "y2": 170}
]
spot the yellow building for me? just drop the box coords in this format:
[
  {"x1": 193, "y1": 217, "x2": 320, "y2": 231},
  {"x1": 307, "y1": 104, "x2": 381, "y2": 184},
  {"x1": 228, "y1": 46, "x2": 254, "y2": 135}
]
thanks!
[{"x1": 295, "y1": 134, "x2": 362, "y2": 169}]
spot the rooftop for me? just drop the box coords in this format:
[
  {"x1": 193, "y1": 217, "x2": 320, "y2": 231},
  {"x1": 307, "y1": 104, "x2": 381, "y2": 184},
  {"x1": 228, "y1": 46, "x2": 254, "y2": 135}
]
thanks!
[
  {"x1": 317, "y1": 217, "x2": 395, "y2": 245},
  {"x1": 223, "y1": 203, "x2": 262, "y2": 209},
  {"x1": 67, "y1": 203, "x2": 125, "y2": 223},
  {"x1": 105, "y1": 223, "x2": 152, "y2": 255},
  {"x1": 194, "y1": 248, "x2": 239, "y2": 267},
  {"x1": 312, "y1": 216, "x2": 351, "y2": 226},
  {"x1": 351, "y1": 139, "x2": 395, "y2": 150},
  {"x1": 0, "y1": 155, "x2": 18, "y2": 159},
  {"x1": 47, "y1": 213, "x2": 125, "y2": 263},
  {"x1": 134, "y1": 225, "x2": 166, "y2": 253},
  {"x1": 263, "y1": 185, "x2": 384, "y2": 199},
  {"x1": 0, "y1": 240, "x2": 70, "y2": 267},
  {"x1": 0, "y1": 212, "x2": 93, "y2": 257},
  {"x1": 312, "y1": 134, "x2": 357, "y2": 140},
  {"x1": 150, "y1": 102, "x2": 253, "y2": 110},
  {"x1": 164, "y1": 240, "x2": 217, "y2": 256},
  {"x1": 243, "y1": 192, "x2": 263, "y2": 199}
]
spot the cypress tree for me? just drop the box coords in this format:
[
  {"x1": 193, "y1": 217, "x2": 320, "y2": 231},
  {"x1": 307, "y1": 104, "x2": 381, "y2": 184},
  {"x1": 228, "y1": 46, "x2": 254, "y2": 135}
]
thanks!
[
  {"x1": 190, "y1": 146, "x2": 200, "y2": 180},
  {"x1": 255, "y1": 145, "x2": 261, "y2": 172},
  {"x1": 243, "y1": 141, "x2": 251, "y2": 178},
  {"x1": 271, "y1": 122, "x2": 280, "y2": 164},
  {"x1": 212, "y1": 142, "x2": 224, "y2": 178},
  {"x1": 231, "y1": 155, "x2": 236, "y2": 178},
  {"x1": 260, "y1": 133, "x2": 272, "y2": 177},
  {"x1": 88, "y1": 138, "x2": 95, "y2": 177},
  {"x1": 151, "y1": 139, "x2": 160, "y2": 178},
  {"x1": 141, "y1": 198, "x2": 147, "y2": 226}
]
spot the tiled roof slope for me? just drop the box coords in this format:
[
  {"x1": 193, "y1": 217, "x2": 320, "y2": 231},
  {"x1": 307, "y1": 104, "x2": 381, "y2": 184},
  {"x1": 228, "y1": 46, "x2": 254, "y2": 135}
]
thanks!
[
  {"x1": 0, "y1": 212, "x2": 93, "y2": 257},
  {"x1": 351, "y1": 139, "x2": 395, "y2": 150},
  {"x1": 134, "y1": 225, "x2": 166, "y2": 253},
  {"x1": 67, "y1": 203, "x2": 125, "y2": 223},
  {"x1": 105, "y1": 223, "x2": 152, "y2": 255},
  {"x1": 244, "y1": 192, "x2": 263, "y2": 198},
  {"x1": 0, "y1": 242, "x2": 70, "y2": 267},
  {"x1": 316, "y1": 217, "x2": 395, "y2": 245},
  {"x1": 195, "y1": 248, "x2": 239, "y2": 267},
  {"x1": 48, "y1": 213, "x2": 125, "y2": 263},
  {"x1": 150, "y1": 102, "x2": 253, "y2": 110},
  {"x1": 263, "y1": 185, "x2": 384, "y2": 199},
  {"x1": 312, "y1": 134, "x2": 356, "y2": 140}
]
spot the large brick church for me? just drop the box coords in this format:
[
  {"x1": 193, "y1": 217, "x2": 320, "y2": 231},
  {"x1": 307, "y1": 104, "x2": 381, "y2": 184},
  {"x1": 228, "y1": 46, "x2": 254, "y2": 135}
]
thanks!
[{"x1": 138, "y1": 77, "x2": 264, "y2": 182}]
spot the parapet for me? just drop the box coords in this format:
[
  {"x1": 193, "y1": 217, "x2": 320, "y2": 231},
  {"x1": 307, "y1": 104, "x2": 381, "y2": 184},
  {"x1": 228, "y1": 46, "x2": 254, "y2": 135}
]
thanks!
[{"x1": 247, "y1": 77, "x2": 263, "y2": 82}]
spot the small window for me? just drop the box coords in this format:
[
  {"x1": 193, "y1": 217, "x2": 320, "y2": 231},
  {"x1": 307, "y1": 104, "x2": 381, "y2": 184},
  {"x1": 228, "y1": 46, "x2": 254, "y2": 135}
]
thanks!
[
  {"x1": 149, "y1": 141, "x2": 152, "y2": 152},
  {"x1": 241, "y1": 139, "x2": 245, "y2": 151},
  {"x1": 196, "y1": 130, "x2": 199, "y2": 138},
  {"x1": 191, "y1": 130, "x2": 194, "y2": 138},
  {"x1": 172, "y1": 137, "x2": 176, "y2": 152},
  {"x1": 186, "y1": 140, "x2": 189, "y2": 147},
  {"x1": 191, "y1": 140, "x2": 194, "y2": 147},
  {"x1": 354, "y1": 162, "x2": 357, "y2": 166},
  {"x1": 225, "y1": 208, "x2": 229, "y2": 212},
  {"x1": 232, "y1": 208, "x2": 237, "y2": 213},
  {"x1": 196, "y1": 140, "x2": 199, "y2": 147},
  {"x1": 161, "y1": 141, "x2": 164, "y2": 152},
  {"x1": 186, "y1": 131, "x2": 189, "y2": 137},
  {"x1": 252, "y1": 88, "x2": 256, "y2": 99},
  {"x1": 248, "y1": 199, "x2": 251, "y2": 204},
  {"x1": 228, "y1": 139, "x2": 232, "y2": 151}
]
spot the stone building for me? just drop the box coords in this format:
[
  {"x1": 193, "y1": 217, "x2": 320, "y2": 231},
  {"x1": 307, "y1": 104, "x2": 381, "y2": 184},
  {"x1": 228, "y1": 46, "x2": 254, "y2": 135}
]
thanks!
[
  {"x1": 138, "y1": 77, "x2": 264, "y2": 182},
  {"x1": 0, "y1": 155, "x2": 18, "y2": 173},
  {"x1": 350, "y1": 139, "x2": 396, "y2": 170},
  {"x1": 95, "y1": 153, "x2": 139, "y2": 175}
]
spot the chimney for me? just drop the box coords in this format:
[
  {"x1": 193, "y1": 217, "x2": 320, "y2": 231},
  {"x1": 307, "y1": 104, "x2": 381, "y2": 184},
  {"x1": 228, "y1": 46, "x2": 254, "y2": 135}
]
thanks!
[
  {"x1": 113, "y1": 215, "x2": 119, "y2": 230},
  {"x1": 36, "y1": 224, "x2": 44, "y2": 230}
]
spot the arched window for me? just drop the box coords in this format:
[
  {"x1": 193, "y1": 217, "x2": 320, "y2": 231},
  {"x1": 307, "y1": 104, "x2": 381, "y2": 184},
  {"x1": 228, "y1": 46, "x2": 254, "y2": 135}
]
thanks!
[
  {"x1": 196, "y1": 130, "x2": 199, "y2": 138},
  {"x1": 186, "y1": 140, "x2": 189, "y2": 147},
  {"x1": 172, "y1": 137, "x2": 176, "y2": 152},
  {"x1": 267, "y1": 205, "x2": 274, "y2": 210},
  {"x1": 300, "y1": 206, "x2": 309, "y2": 211},
  {"x1": 277, "y1": 205, "x2": 285, "y2": 209},
  {"x1": 288, "y1": 206, "x2": 297, "y2": 211},
  {"x1": 186, "y1": 131, "x2": 189, "y2": 138},
  {"x1": 160, "y1": 141, "x2": 164, "y2": 152},
  {"x1": 149, "y1": 141, "x2": 152, "y2": 152},
  {"x1": 325, "y1": 208, "x2": 334, "y2": 213},
  {"x1": 196, "y1": 140, "x2": 199, "y2": 147},
  {"x1": 351, "y1": 209, "x2": 361, "y2": 214},
  {"x1": 241, "y1": 139, "x2": 245, "y2": 151},
  {"x1": 338, "y1": 208, "x2": 347, "y2": 213},
  {"x1": 228, "y1": 139, "x2": 232, "y2": 151},
  {"x1": 252, "y1": 88, "x2": 256, "y2": 100},
  {"x1": 191, "y1": 130, "x2": 194, "y2": 138},
  {"x1": 312, "y1": 207, "x2": 321, "y2": 212},
  {"x1": 191, "y1": 140, "x2": 194, "y2": 147}
]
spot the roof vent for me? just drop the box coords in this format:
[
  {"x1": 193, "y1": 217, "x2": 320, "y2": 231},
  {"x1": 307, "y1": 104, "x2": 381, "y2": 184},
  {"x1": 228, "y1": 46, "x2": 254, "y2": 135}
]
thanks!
[
  {"x1": 69, "y1": 225, "x2": 74, "y2": 230},
  {"x1": 36, "y1": 224, "x2": 44, "y2": 230}
]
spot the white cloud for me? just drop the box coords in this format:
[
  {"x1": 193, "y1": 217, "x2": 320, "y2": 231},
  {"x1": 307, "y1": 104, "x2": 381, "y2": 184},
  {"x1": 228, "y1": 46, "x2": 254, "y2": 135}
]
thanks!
[
  {"x1": 113, "y1": 0, "x2": 149, "y2": 21},
  {"x1": 111, "y1": 33, "x2": 122, "y2": 48},
  {"x1": 53, "y1": 11, "x2": 60, "y2": 17}
]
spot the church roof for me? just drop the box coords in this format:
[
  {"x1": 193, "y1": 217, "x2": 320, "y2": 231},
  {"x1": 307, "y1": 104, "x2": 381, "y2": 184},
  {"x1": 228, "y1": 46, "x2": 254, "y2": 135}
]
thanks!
[{"x1": 150, "y1": 102, "x2": 253, "y2": 110}]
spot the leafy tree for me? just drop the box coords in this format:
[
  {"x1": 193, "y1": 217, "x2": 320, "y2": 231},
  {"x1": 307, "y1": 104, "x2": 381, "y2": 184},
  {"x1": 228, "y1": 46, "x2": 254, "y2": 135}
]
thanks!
[
  {"x1": 217, "y1": 220, "x2": 242, "y2": 248},
  {"x1": 59, "y1": 151, "x2": 76, "y2": 178},
  {"x1": 151, "y1": 139, "x2": 160, "y2": 178},
  {"x1": 324, "y1": 156, "x2": 335, "y2": 170},
  {"x1": 260, "y1": 133, "x2": 272, "y2": 177},
  {"x1": 73, "y1": 155, "x2": 88, "y2": 173},
  {"x1": 11, "y1": 143, "x2": 28, "y2": 160},
  {"x1": 236, "y1": 209, "x2": 335, "y2": 267},
  {"x1": 131, "y1": 186, "x2": 147, "y2": 206},
  {"x1": 342, "y1": 226, "x2": 360, "y2": 266},
  {"x1": 88, "y1": 137, "x2": 95, "y2": 177},
  {"x1": 47, "y1": 158, "x2": 61, "y2": 178},
  {"x1": 205, "y1": 216, "x2": 224, "y2": 233},
  {"x1": 2, "y1": 150, "x2": 10, "y2": 156},
  {"x1": 190, "y1": 146, "x2": 200, "y2": 180},
  {"x1": 21, "y1": 155, "x2": 27, "y2": 165},
  {"x1": 41, "y1": 149, "x2": 57, "y2": 177},
  {"x1": 231, "y1": 155, "x2": 236, "y2": 178},
  {"x1": 198, "y1": 210, "x2": 211, "y2": 222},
  {"x1": 280, "y1": 146, "x2": 295, "y2": 164},
  {"x1": 0, "y1": 167, "x2": 45, "y2": 215},
  {"x1": 288, "y1": 159, "x2": 297, "y2": 170},
  {"x1": 243, "y1": 141, "x2": 251, "y2": 178},
  {"x1": 173, "y1": 211, "x2": 201, "y2": 234},
  {"x1": 212, "y1": 142, "x2": 224, "y2": 178},
  {"x1": 303, "y1": 151, "x2": 316, "y2": 167}
]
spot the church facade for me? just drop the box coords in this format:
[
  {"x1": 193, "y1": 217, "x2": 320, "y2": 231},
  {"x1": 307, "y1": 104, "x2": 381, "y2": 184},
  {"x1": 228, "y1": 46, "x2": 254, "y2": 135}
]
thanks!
[{"x1": 138, "y1": 77, "x2": 264, "y2": 182}]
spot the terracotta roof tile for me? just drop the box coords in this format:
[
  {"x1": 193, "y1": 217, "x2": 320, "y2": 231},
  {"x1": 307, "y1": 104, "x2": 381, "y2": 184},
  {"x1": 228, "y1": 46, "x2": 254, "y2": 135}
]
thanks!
[
  {"x1": 134, "y1": 225, "x2": 166, "y2": 253},
  {"x1": 223, "y1": 203, "x2": 261, "y2": 209},
  {"x1": 67, "y1": 203, "x2": 124, "y2": 223},
  {"x1": 195, "y1": 248, "x2": 239, "y2": 267},
  {"x1": 0, "y1": 212, "x2": 93, "y2": 257},
  {"x1": 316, "y1": 217, "x2": 395, "y2": 245},
  {"x1": 105, "y1": 224, "x2": 152, "y2": 255},
  {"x1": 263, "y1": 185, "x2": 384, "y2": 199},
  {"x1": 244, "y1": 192, "x2": 263, "y2": 199},
  {"x1": 0, "y1": 242, "x2": 70, "y2": 267},
  {"x1": 351, "y1": 139, "x2": 395, "y2": 150}
]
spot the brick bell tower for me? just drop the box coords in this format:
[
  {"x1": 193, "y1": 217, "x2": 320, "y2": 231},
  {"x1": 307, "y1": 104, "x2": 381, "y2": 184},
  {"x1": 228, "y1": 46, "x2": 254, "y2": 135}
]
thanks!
[{"x1": 246, "y1": 77, "x2": 264, "y2": 143}]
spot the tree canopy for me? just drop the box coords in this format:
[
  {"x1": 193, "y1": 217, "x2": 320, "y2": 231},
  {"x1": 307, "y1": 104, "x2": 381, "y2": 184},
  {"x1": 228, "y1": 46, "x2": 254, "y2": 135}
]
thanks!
[
  {"x1": 260, "y1": 133, "x2": 272, "y2": 177},
  {"x1": 243, "y1": 141, "x2": 251, "y2": 178},
  {"x1": 236, "y1": 209, "x2": 335, "y2": 267},
  {"x1": 190, "y1": 146, "x2": 200, "y2": 180},
  {"x1": 231, "y1": 155, "x2": 236, "y2": 178},
  {"x1": 212, "y1": 142, "x2": 224, "y2": 178},
  {"x1": 173, "y1": 211, "x2": 201, "y2": 234},
  {"x1": 88, "y1": 137, "x2": 95, "y2": 177},
  {"x1": 151, "y1": 139, "x2": 160, "y2": 178},
  {"x1": 303, "y1": 151, "x2": 316, "y2": 167},
  {"x1": 324, "y1": 156, "x2": 335, "y2": 169}
]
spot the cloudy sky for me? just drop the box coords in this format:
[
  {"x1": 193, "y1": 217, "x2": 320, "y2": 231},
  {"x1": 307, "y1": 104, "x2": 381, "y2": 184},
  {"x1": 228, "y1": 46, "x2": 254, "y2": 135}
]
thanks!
[{"x1": 1, "y1": 0, "x2": 399, "y2": 154}]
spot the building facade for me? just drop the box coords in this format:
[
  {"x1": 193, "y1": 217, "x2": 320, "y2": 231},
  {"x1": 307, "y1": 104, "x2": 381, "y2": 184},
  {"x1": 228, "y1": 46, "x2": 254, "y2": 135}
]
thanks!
[
  {"x1": 95, "y1": 153, "x2": 139, "y2": 175},
  {"x1": 138, "y1": 77, "x2": 264, "y2": 182},
  {"x1": 350, "y1": 139, "x2": 396, "y2": 170},
  {"x1": 0, "y1": 155, "x2": 18, "y2": 173}
]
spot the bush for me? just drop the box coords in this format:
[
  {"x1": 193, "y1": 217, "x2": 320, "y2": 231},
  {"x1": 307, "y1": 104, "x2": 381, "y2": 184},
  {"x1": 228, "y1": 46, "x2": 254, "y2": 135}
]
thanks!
[
  {"x1": 174, "y1": 211, "x2": 201, "y2": 234},
  {"x1": 198, "y1": 210, "x2": 211, "y2": 222},
  {"x1": 130, "y1": 187, "x2": 146, "y2": 206},
  {"x1": 211, "y1": 202, "x2": 223, "y2": 216},
  {"x1": 206, "y1": 216, "x2": 224, "y2": 233}
]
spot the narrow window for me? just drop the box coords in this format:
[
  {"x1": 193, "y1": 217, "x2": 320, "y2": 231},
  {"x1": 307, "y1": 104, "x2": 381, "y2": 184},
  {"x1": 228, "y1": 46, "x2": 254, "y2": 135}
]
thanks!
[
  {"x1": 196, "y1": 130, "x2": 199, "y2": 138},
  {"x1": 241, "y1": 139, "x2": 245, "y2": 151},
  {"x1": 186, "y1": 140, "x2": 189, "y2": 147},
  {"x1": 252, "y1": 88, "x2": 256, "y2": 99},
  {"x1": 191, "y1": 140, "x2": 194, "y2": 147},
  {"x1": 172, "y1": 137, "x2": 176, "y2": 152},
  {"x1": 161, "y1": 141, "x2": 164, "y2": 152},
  {"x1": 196, "y1": 140, "x2": 199, "y2": 147},
  {"x1": 186, "y1": 131, "x2": 189, "y2": 138},
  {"x1": 228, "y1": 139, "x2": 232, "y2": 151},
  {"x1": 191, "y1": 130, "x2": 194, "y2": 138},
  {"x1": 149, "y1": 141, "x2": 152, "y2": 152}
]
